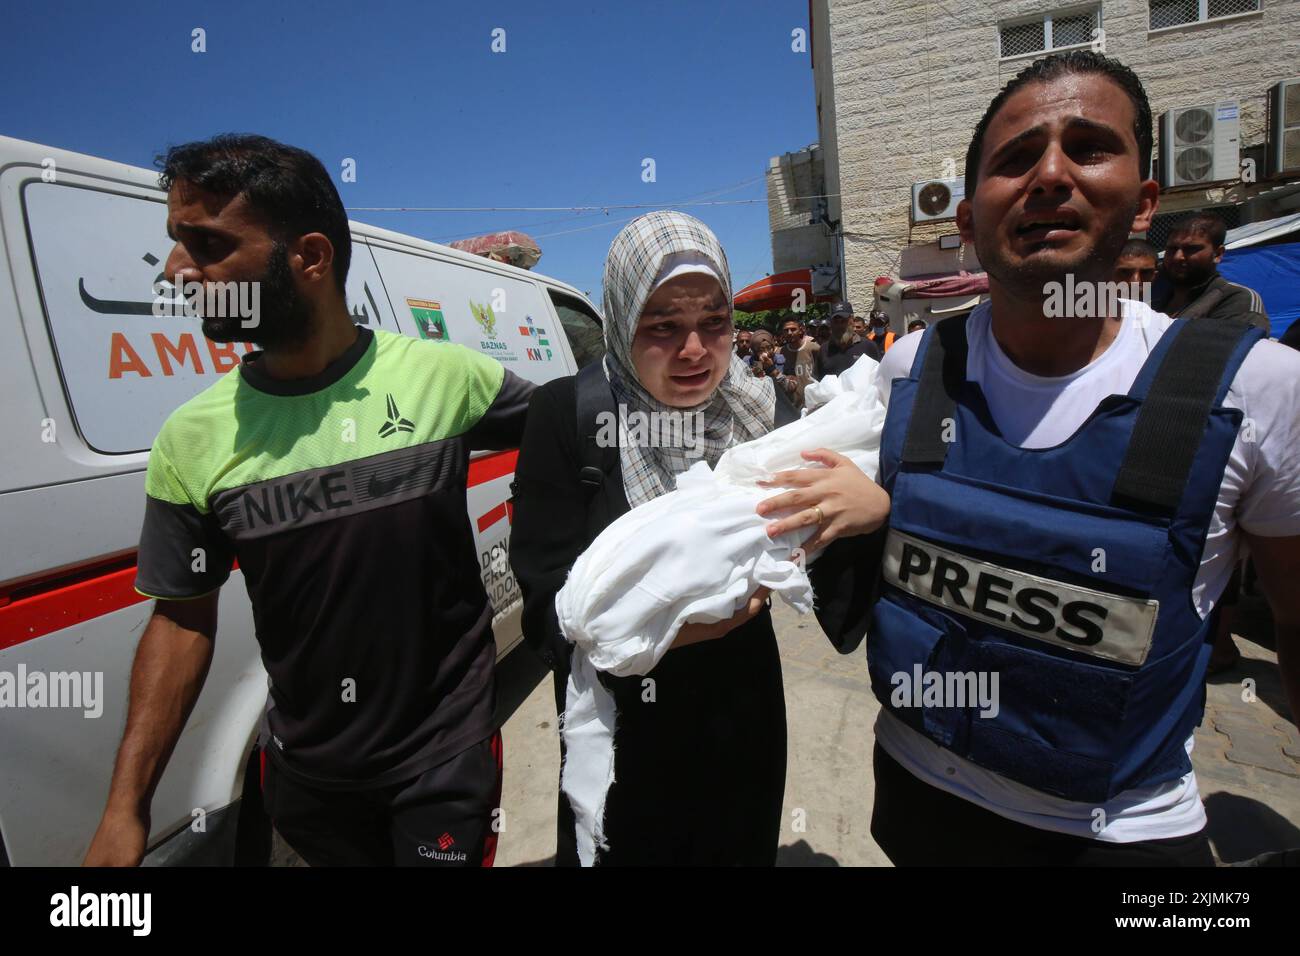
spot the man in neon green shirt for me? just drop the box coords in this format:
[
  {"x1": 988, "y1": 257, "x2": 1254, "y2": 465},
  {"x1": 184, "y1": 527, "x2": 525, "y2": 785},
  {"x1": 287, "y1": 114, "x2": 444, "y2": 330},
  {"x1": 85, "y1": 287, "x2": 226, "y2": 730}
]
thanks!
[{"x1": 85, "y1": 135, "x2": 531, "y2": 867}]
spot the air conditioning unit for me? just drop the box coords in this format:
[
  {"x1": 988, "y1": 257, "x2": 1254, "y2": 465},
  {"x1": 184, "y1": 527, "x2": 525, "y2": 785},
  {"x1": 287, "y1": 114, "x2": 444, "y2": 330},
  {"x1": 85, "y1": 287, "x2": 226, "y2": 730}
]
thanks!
[
  {"x1": 1267, "y1": 77, "x2": 1300, "y2": 177},
  {"x1": 910, "y1": 178, "x2": 964, "y2": 224},
  {"x1": 1158, "y1": 100, "x2": 1240, "y2": 188}
]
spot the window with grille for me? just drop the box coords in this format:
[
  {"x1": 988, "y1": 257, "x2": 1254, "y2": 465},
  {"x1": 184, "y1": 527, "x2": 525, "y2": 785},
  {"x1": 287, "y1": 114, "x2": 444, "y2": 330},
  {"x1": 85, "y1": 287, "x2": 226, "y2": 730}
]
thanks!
[
  {"x1": 999, "y1": 7, "x2": 1101, "y2": 59},
  {"x1": 1149, "y1": 0, "x2": 1260, "y2": 30}
]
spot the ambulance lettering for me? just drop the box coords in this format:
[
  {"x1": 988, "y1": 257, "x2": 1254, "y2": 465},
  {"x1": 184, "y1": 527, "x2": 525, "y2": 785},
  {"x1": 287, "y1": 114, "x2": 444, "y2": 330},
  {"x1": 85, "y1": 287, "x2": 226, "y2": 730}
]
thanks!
[{"x1": 108, "y1": 331, "x2": 255, "y2": 378}]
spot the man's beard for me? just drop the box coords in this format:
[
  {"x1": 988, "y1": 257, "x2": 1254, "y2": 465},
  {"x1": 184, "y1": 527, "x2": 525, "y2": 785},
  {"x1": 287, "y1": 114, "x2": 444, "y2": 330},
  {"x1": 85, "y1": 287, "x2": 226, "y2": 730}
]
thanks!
[
  {"x1": 201, "y1": 241, "x2": 315, "y2": 349},
  {"x1": 1169, "y1": 259, "x2": 1216, "y2": 289},
  {"x1": 976, "y1": 199, "x2": 1138, "y2": 302},
  {"x1": 837, "y1": 330, "x2": 855, "y2": 348}
]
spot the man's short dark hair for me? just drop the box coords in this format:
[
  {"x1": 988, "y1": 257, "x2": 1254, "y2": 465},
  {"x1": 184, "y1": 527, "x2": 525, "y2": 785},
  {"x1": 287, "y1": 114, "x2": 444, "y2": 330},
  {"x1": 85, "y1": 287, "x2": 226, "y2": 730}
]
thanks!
[
  {"x1": 1119, "y1": 237, "x2": 1158, "y2": 260},
  {"x1": 964, "y1": 51, "x2": 1153, "y2": 200},
  {"x1": 157, "y1": 134, "x2": 352, "y2": 294},
  {"x1": 1167, "y1": 212, "x2": 1228, "y2": 249}
]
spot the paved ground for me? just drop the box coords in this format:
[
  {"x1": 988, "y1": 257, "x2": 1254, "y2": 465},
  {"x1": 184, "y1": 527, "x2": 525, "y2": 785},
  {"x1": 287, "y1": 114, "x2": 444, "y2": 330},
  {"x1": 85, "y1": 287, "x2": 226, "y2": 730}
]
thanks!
[
  {"x1": 273, "y1": 591, "x2": 1299, "y2": 866},
  {"x1": 1193, "y1": 593, "x2": 1300, "y2": 863}
]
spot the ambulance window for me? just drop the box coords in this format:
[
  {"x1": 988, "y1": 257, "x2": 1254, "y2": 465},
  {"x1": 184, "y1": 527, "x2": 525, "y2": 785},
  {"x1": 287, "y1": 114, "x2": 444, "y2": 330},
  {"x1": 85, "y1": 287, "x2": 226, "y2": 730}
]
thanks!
[
  {"x1": 548, "y1": 291, "x2": 604, "y2": 370},
  {"x1": 23, "y1": 181, "x2": 249, "y2": 455}
]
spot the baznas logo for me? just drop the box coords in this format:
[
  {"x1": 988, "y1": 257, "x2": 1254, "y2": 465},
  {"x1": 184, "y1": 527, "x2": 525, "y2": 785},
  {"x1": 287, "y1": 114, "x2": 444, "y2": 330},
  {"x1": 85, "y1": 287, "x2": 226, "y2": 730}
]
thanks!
[{"x1": 470, "y1": 300, "x2": 497, "y2": 338}]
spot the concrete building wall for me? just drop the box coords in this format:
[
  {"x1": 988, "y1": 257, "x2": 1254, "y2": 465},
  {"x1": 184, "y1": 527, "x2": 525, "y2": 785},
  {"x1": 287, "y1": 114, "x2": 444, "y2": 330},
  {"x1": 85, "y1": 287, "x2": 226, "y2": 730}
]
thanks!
[
  {"x1": 772, "y1": 223, "x2": 838, "y2": 273},
  {"x1": 767, "y1": 156, "x2": 810, "y2": 235},
  {"x1": 815, "y1": 0, "x2": 1300, "y2": 300},
  {"x1": 812, "y1": 0, "x2": 844, "y2": 229},
  {"x1": 766, "y1": 149, "x2": 837, "y2": 274}
]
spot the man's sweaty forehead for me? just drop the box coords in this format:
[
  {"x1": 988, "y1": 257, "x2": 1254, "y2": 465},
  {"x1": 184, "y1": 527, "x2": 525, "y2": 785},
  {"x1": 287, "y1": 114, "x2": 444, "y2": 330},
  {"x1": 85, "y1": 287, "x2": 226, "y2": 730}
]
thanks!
[
  {"x1": 986, "y1": 74, "x2": 1136, "y2": 149},
  {"x1": 167, "y1": 182, "x2": 263, "y2": 232}
]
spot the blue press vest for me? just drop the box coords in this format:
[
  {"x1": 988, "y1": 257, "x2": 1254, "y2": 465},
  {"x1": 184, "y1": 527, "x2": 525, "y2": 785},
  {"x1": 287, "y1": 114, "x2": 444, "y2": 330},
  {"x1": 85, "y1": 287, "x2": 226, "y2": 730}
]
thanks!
[{"x1": 869, "y1": 313, "x2": 1264, "y2": 803}]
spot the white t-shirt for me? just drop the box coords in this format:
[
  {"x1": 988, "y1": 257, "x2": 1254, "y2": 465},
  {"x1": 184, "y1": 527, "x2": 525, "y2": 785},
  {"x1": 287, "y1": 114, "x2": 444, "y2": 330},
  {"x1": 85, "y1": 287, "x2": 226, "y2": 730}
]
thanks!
[{"x1": 872, "y1": 300, "x2": 1300, "y2": 842}]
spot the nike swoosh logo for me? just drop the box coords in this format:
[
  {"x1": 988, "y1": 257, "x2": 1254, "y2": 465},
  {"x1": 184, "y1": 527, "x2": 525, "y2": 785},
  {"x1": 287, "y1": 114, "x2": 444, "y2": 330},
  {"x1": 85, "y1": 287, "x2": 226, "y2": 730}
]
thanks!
[{"x1": 367, "y1": 460, "x2": 429, "y2": 499}]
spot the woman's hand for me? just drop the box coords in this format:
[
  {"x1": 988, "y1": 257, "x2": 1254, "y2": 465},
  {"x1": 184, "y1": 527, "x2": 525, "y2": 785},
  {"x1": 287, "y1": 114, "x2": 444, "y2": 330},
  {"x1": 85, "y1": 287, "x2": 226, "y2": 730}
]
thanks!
[
  {"x1": 671, "y1": 587, "x2": 772, "y2": 650},
  {"x1": 755, "y1": 448, "x2": 890, "y2": 555}
]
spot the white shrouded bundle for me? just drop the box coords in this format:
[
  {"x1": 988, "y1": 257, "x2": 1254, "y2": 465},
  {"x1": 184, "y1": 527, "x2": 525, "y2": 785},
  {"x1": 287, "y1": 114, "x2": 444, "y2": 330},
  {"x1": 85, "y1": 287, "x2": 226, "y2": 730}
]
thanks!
[{"x1": 556, "y1": 354, "x2": 886, "y2": 865}]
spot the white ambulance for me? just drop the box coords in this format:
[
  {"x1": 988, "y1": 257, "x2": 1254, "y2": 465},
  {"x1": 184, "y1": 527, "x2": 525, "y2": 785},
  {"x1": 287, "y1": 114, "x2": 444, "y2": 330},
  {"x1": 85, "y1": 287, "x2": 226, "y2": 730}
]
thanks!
[{"x1": 0, "y1": 135, "x2": 606, "y2": 866}]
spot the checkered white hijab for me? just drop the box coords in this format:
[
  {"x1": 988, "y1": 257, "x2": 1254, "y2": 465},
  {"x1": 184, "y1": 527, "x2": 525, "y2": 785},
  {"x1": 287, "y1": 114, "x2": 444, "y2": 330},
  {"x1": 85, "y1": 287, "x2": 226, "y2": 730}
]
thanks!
[{"x1": 601, "y1": 211, "x2": 776, "y2": 507}]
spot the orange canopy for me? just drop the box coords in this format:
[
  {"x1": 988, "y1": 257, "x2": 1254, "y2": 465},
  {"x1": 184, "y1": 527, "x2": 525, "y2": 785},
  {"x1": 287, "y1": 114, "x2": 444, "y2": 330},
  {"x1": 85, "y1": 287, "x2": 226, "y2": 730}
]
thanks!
[{"x1": 733, "y1": 268, "x2": 836, "y2": 312}]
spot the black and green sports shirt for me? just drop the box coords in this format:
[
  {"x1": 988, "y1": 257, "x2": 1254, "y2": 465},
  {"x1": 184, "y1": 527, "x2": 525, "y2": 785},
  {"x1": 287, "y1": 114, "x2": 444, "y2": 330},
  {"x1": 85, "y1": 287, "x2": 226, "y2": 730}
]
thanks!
[{"x1": 135, "y1": 326, "x2": 534, "y2": 789}]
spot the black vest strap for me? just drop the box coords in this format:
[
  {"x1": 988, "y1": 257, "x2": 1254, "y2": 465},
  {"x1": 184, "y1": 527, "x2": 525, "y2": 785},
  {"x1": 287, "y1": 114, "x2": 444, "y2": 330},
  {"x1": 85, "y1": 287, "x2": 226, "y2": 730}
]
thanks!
[
  {"x1": 902, "y1": 315, "x2": 970, "y2": 466},
  {"x1": 1112, "y1": 318, "x2": 1254, "y2": 513},
  {"x1": 575, "y1": 359, "x2": 617, "y2": 493}
]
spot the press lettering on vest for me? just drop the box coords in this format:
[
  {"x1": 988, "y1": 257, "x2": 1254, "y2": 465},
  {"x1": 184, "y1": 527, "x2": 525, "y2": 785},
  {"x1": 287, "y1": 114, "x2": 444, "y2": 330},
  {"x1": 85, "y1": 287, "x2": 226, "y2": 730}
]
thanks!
[
  {"x1": 931, "y1": 556, "x2": 969, "y2": 607},
  {"x1": 972, "y1": 572, "x2": 1013, "y2": 621},
  {"x1": 1009, "y1": 587, "x2": 1057, "y2": 633},
  {"x1": 883, "y1": 530, "x2": 1157, "y2": 666},
  {"x1": 899, "y1": 541, "x2": 931, "y2": 583},
  {"x1": 1058, "y1": 601, "x2": 1108, "y2": 646}
]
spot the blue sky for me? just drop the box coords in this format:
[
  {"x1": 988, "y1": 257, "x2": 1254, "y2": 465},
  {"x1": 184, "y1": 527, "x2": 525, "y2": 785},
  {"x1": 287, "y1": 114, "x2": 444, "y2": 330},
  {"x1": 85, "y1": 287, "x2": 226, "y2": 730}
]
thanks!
[{"x1": 2, "y1": 0, "x2": 819, "y2": 303}]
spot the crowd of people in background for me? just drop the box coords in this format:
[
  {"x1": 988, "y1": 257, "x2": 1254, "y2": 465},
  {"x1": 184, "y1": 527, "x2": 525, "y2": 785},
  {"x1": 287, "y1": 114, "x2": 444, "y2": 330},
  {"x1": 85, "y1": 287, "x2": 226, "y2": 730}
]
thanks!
[{"x1": 735, "y1": 300, "x2": 925, "y2": 402}]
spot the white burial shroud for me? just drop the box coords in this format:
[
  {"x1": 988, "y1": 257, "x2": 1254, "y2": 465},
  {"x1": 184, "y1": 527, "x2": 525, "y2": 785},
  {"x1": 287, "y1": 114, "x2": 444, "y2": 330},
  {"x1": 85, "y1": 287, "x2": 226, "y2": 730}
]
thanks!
[{"x1": 555, "y1": 354, "x2": 887, "y2": 865}]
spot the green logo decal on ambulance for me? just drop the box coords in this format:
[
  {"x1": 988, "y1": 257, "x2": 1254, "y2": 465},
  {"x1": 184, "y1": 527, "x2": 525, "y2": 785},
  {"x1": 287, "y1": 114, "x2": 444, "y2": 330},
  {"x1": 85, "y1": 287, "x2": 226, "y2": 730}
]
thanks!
[{"x1": 406, "y1": 298, "x2": 449, "y2": 341}]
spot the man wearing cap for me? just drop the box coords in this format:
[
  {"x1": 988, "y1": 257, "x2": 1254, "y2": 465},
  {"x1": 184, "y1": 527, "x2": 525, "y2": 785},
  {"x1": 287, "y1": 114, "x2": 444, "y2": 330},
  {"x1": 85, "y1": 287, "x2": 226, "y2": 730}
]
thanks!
[
  {"x1": 867, "y1": 311, "x2": 897, "y2": 354},
  {"x1": 814, "y1": 301, "x2": 881, "y2": 379}
]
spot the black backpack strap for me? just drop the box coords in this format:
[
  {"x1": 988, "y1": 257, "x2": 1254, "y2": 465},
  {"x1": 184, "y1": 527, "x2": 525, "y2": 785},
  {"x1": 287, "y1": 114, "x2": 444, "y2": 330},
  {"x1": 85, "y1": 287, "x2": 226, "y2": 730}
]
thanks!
[
  {"x1": 575, "y1": 359, "x2": 618, "y2": 499},
  {"x1": 1112, "y1": 318, "x2": 1260, "y2": 514},
  {"x1": 773, "y1": 378, "x2": 800, "y2": 426},
  {"x1": 901, "y1": 315, "x2": 970, "y2": 467}
]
